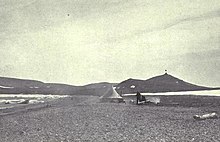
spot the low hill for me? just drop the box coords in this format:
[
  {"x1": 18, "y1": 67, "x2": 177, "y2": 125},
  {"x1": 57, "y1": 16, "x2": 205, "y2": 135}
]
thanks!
[
  {"x1": 0, "y1": 77, "x2": 113, "y2": 96},
  {"x1": 0, "y1": 74, "x2": 219, "y2": 95},
  {"x1": 0, "y1": 76, "x2": 44, "y2": 88},
  {"x1": 115, "y1": 73, "x2": 215, "y2": 94}
]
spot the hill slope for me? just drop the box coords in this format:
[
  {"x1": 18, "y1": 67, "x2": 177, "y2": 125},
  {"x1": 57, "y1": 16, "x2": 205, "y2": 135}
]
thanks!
[
  {"x1": 0, "y1": 77, "x2": 113, "y2": 96},
  {"x1": 115, "y1": 73, "x2": 214, "y2": 94},
  {"x1": 0, "y1": 74, "x2": 218, "y2": 95}
]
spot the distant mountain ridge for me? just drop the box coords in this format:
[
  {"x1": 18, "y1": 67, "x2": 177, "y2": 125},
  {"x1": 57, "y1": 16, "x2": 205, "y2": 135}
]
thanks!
[
  {"x1": 0, "y1": 74, "x2": 219, "y2": 95},
  {"x1": 115, "y1": 73, "x2": 217, "y2": 94},
  {"x1": 0, "y1": 76, "x2": 113, "y2": 96}
]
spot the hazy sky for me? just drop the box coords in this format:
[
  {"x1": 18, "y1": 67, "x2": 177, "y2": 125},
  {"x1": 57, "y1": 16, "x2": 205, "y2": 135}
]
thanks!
[{"x1": 0, "y1": 0, "x2": 220, "y2": 86}]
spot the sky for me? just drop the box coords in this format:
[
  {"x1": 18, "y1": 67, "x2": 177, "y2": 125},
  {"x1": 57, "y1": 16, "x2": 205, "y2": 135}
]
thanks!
[{"x1": 0, "y1": 0, "x2": 220, "y2": 86}]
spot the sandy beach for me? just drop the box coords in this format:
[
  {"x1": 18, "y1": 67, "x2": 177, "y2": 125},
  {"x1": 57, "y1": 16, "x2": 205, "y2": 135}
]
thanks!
[{"x1": 0, "y1": 95, "x2": 220, "y2": 142}]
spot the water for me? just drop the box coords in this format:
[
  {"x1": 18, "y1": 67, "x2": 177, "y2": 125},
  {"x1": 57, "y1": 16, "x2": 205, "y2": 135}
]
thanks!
[
  {"x1": 123, "y1": 89, "x2": 220, "y2": 96},
  {"x1": 0, "y1": 94, "x2": 69, "y2": 108}
]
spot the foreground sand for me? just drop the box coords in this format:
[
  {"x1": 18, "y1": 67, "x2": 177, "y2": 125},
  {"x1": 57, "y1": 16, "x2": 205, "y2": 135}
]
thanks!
[{"x1": 0, "y1": 96, "x2": 220, "y2": 142}]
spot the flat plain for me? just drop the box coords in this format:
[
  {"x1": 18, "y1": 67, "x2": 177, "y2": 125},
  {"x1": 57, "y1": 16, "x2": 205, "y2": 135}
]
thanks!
[{"x1": 1, "y1": 95, "x2": 220, "y2": 142}]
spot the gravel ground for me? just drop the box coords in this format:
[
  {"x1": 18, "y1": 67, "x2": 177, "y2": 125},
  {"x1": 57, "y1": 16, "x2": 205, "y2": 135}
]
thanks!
[{"x1": 0, "y1": 95, "x2": 220, "y2": 142}]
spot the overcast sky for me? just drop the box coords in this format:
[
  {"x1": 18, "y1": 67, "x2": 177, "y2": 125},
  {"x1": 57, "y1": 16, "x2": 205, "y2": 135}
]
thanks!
[{"x1": 0, "y1": 0, "x2": 220, "y2": 86}]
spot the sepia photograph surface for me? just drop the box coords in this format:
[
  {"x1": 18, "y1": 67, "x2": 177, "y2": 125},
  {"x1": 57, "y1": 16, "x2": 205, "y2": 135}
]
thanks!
[{"x1": 0, "y1": 0, "x2": 220, "y2": 141}]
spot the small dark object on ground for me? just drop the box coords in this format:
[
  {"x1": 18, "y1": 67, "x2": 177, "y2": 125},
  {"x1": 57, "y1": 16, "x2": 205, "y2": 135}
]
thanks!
[
  {"x1": 136, "y1": 92, "x2": 159, "y2": 105},
  {"x1": 5, "y1": 101, "x2": 10, "y2": 104}
]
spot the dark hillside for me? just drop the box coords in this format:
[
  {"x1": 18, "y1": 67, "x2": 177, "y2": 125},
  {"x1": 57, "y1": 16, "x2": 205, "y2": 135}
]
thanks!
[{"x1": 115, "y1": 73, "x2": 212, "y2": 94}]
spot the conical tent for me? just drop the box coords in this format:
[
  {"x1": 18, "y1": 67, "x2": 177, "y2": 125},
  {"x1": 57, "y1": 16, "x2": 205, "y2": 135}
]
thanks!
[{"x1": 100, "y1": 86, "x2": 124, "y2": 103}]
